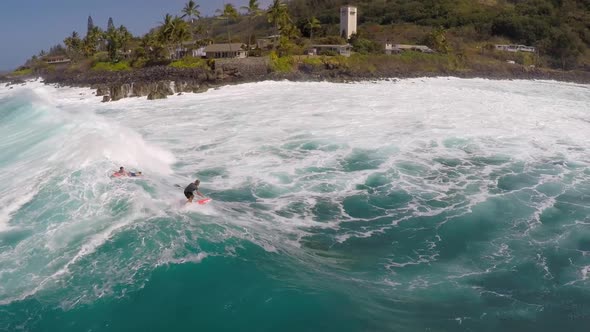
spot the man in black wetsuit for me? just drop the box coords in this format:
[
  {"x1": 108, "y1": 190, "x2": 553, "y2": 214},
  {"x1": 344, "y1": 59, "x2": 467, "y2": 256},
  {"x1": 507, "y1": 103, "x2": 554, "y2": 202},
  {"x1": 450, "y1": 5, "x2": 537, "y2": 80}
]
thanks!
[{"x1": 184, "y1": 179, "x2": 205, "y2": 203}]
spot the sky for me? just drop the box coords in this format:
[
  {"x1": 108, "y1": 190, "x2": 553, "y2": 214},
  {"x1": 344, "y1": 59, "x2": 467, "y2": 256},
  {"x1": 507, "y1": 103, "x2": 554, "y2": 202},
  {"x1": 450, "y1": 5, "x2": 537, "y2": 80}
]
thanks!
[{"x1": 0, "y1": 0, "x2": 272, "y2": 71}]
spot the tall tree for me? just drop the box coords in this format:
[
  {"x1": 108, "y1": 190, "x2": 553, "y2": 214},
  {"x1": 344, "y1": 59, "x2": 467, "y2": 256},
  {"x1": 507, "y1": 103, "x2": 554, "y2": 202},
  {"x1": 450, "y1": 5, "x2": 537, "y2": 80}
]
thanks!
[
  {"x1": 83, "y1": 26, "x2": 104, "y2": 56},
  {"x1": 108, "y1": 17, "x2": 115, "y2": 31},
  {"x1": 267, "y1": 0, "x2": 290, "y2": 38},
  {"x1": 158, "y1": 14, "x2": 176, "y2": 45},
  {"x1": 106, "y1": 28, "x2": 120, "y2": 61},
  {"x1": 544, "y1": 27, "x2": 585, "y2": 69},
  {"x1": 181, "y1": 0, "x2": 201, "y2": 23},
  {"x1": 241, "y1": 0, "x2": 262, "y2": 52},
  {"x1": 306, "y1": 16, "x2": 320, "y2": 44},
  {"x1": 106, "y1": 25, "x2": 133, "y2": 61},
  {"x1": 216, "y1": 3, "x2": 239, "y2": 52},
  {"x1": 158, "y1": 14, "x2": 190, "y2": 58},
  {"x1": 87, "y1": 15, "x2": 94, "y2": 37},
  {"x1": 64, "y1": 31, "x2": 83, "y2": 57},
  {"x1": 48, "y1": 44, "x2": 67, "y2": 56},
  {"x1": 172, "y1": 16, "x2": 191, "y2": 48},
  {"x1": 118, "y1": 25, "x2": 133, "y2": 50},
  {"x1": 424, "y1": 27, "x2": 449, "y2": 53},
  {"x1": 140, "y1": 31, "x2": 167, "y2": 61}
]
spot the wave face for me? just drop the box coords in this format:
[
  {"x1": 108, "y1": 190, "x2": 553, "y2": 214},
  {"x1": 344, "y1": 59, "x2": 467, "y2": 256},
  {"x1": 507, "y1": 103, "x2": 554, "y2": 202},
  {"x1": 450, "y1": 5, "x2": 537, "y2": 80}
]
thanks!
[{"x1": 0, "y1": 78, "x2": 589, "y2": 331}]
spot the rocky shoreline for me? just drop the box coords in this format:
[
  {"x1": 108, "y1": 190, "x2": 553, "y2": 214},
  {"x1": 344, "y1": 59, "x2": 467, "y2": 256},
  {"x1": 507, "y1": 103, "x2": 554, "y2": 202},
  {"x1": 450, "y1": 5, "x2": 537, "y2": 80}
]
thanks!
[{"x1": 3, "y1": 58, "x2": 590, "y2": 101}]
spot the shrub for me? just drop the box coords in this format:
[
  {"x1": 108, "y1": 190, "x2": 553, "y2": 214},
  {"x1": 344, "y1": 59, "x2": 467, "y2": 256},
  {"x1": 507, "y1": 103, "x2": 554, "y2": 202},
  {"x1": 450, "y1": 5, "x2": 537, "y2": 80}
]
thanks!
[
  {"x1": 315, "y1": 36, "x2": 347, "y2": 45},
  {"x1": 93, "y1": 51, "x2": 109, "y2": 62},
  {"x1": 131, "y1": 57, "x2": 148, "y2": 69},
  {"x1": 269, "y1": 51, "x2": 295, "y2": 73},
  {"x1": 350, "y1": 36, "x2": 383, "y2": 54},
  {"x1": 12, "y1": 68, "x2": 33, "y2": 76},
  {"x1": 66, "y1": 60, "x2": 92, "y2": 73},
  {"x1": 302, "y1": 57, "x2": 323, "y2": 66},
  {"x1": 169, "y1": 57, "x2": 209, "y2": 69},
  {"x1": 91, "y1": 61, "x2": 131, "y2": 71}
]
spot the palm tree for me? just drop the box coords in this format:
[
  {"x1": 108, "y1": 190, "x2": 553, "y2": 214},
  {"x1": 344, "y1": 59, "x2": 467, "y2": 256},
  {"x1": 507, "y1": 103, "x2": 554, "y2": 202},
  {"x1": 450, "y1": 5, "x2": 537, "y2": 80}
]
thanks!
[
  {"x1": 222, "y1": 3, "x2": 239, "y2": 20},
  {"x1": 159, "y1": 14, "x2": 191, "y2": 58},
  {"x1": 216, "y1": 3, "x2": 239, "y2": 52},
  {"x1": 64, "y1": 31, "x2": 82, "y2": 56},
  {"x1": 108, "y1": 17, "x2": 115, "y2": 31},
  {"x1": 306, "y1": 16, "x2": 321, "y2": 45},
  {"x1": 83, "y1": 26, "x2": 104, "y2": 56},
  {"x1": 105, "y1": 28, "x2": 120, "y2": 61},
  {"x1": 241, "y1": 0, "x2": 262, "y2": 52},
  {"x1": 116, "y1": 25, "x2": 133, "y2": 59},
  {"x1": 172, "y1": 16, "x2": 191, "y2": 49},
  {"x1": 181, "y1": 0, "x2": 201, "y2": 23},
  {"x1": 158, "y1": 14, "x2": 176, "y2": 45},
  {"x1": 140, "y1": 32, "x2": 166, "y2": 61},
  {"x1": 267, "y1": 0, "x2": 290, "y2": 39}
]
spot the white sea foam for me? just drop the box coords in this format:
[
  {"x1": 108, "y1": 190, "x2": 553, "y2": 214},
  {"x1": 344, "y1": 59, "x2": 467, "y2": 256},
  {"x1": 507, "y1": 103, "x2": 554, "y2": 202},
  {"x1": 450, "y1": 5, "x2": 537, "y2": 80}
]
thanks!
[{"x1": 1, "y1": 78, "x2": 589, "y2": 305}]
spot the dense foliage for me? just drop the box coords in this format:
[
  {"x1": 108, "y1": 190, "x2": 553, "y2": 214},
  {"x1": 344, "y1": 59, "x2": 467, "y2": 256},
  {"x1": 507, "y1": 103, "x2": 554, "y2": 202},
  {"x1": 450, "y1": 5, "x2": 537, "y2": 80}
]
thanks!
[
  {"x1": 22, "y1": 0, "x2": 589, "y2": 73},
  {"x1": 289, "y1": 0, "x2": 590, "y2": 69}
]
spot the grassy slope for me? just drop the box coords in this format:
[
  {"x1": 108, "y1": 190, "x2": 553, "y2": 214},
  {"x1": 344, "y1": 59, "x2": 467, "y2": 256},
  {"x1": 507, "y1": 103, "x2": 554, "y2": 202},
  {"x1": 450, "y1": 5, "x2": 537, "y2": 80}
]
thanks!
[{"x1": 22, "y1": 0, "x2": 588, "y2": 82}]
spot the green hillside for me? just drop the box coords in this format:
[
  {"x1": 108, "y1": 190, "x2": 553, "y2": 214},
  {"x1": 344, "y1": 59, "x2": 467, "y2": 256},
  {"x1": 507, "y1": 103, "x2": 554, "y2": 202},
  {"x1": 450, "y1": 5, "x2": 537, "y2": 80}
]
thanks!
[
  {"x1": 202, "y1": 0, "x2": 589, "y2": 69},
  {"x1": 18, "y1": 0, "x2": 590, "y2": 76},
  {"x1": 287, "y1": 0, "x2": 590, "y2": 68}
]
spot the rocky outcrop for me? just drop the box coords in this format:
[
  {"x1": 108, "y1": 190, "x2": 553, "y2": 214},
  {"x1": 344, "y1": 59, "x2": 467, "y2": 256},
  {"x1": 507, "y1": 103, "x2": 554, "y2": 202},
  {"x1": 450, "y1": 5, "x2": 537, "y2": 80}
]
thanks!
[
  {"x1": 95, "y1": 85, "x2": 109, "y2": 96},
  {"x1": 40, "y1": 65, "x2": 234, "y2": 102},
  {"x1": 109, "y1": 83, "x2": 130, "y2": 101},
  {"x1": 35, "y1": 56, "x2": 590, "y2": 102},
  {"x1": 147, "y1": 91, "x2": 167, "y2": 100},
  {"x1": 215, "y1": 58, "x2": 269, "y2": 79},
  {"x1": 42, "y1": 66, "x2": 212, "y2": 87}
]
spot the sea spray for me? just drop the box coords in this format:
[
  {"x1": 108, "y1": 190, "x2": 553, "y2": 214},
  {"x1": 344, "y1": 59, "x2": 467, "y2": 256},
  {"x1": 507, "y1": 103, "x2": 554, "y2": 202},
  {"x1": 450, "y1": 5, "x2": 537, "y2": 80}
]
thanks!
[{"x1": 1, "y1": 78, "x2": 589, "y2": 331}]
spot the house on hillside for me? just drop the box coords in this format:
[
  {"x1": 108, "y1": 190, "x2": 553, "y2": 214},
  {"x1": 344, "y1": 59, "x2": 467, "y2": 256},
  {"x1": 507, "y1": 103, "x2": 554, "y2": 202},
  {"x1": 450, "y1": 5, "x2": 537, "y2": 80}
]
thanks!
[
  {"x1": 308, "y1": 44, "x2": 352, "y2": 57},
  {"x1": 385, "y1": 43, "x2": 434, "y2": 54},
  {"x1": 202, "y1": 43, "x2": 247, "y2": 59},
  {"x1": 44, "y1": 56, "x2": 71, "y2": 64},
  {"x1": 169, "y1": 41, "x2": 207, "y2": 60},
  {"x1": 495, "y1": 44, "x2": 536, "y2": 53}
]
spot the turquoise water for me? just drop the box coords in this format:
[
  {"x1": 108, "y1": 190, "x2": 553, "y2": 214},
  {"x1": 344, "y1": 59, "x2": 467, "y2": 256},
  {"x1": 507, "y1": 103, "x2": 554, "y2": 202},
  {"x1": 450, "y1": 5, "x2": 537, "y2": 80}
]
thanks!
[{"x1": 1, "y1": 79, "x2": 590, "y2": 331}]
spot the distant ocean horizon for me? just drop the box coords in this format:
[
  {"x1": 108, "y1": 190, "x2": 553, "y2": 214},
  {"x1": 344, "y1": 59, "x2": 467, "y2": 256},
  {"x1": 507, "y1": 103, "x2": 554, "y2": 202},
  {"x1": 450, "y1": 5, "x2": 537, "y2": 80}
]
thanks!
[{"x1": 1, "y1": 78, "x2": 589, "y2": 331}]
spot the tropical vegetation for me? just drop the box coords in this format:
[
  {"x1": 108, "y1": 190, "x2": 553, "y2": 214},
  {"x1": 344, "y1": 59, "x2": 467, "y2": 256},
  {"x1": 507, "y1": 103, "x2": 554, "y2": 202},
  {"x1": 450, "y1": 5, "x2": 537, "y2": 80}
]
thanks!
[{"x1": 15, "y1": 0, "x2": 590, "y2": 76}]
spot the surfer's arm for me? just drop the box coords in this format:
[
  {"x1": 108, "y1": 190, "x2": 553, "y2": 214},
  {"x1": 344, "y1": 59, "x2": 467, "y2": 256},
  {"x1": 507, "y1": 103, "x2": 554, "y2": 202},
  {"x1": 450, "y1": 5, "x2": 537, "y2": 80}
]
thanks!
[{"x1": 196, "y1": 190, "x2": 205, "y2": 198}]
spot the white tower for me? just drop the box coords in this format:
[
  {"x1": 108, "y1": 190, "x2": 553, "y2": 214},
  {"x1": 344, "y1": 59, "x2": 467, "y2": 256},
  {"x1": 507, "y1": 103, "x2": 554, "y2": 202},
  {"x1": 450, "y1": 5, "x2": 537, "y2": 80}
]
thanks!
[{"x1": 340, "y1": 6, "x2": 357, "y2": 40}]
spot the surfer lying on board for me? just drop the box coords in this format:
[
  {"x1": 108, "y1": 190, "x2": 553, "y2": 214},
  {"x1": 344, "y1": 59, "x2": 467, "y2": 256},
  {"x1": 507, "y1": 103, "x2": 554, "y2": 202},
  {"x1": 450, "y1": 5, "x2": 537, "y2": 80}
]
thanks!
[
  {"x1": 184, "y1": 179, "x2": 205, "y2": 203},
  {"x1": 116, "y1": 166, "x2": 128, "y2": 176},
  {"x1": 114, "y1": 167, "x2": 142, "y2": 177}
]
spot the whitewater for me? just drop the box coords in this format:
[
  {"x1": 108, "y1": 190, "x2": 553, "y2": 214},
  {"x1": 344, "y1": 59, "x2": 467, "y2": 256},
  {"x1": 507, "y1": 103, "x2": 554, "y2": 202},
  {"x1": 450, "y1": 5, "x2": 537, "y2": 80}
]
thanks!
[{"x1": 0, "y1": 78, "x2": 589, "y2": 331}]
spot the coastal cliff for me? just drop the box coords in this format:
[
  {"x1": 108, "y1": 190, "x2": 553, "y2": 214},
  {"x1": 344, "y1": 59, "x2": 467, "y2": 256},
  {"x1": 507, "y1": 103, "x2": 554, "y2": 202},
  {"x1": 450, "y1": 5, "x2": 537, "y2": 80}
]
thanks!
[{"x1": 4, "y1": 56, "x2": 590, "y2": 101}]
